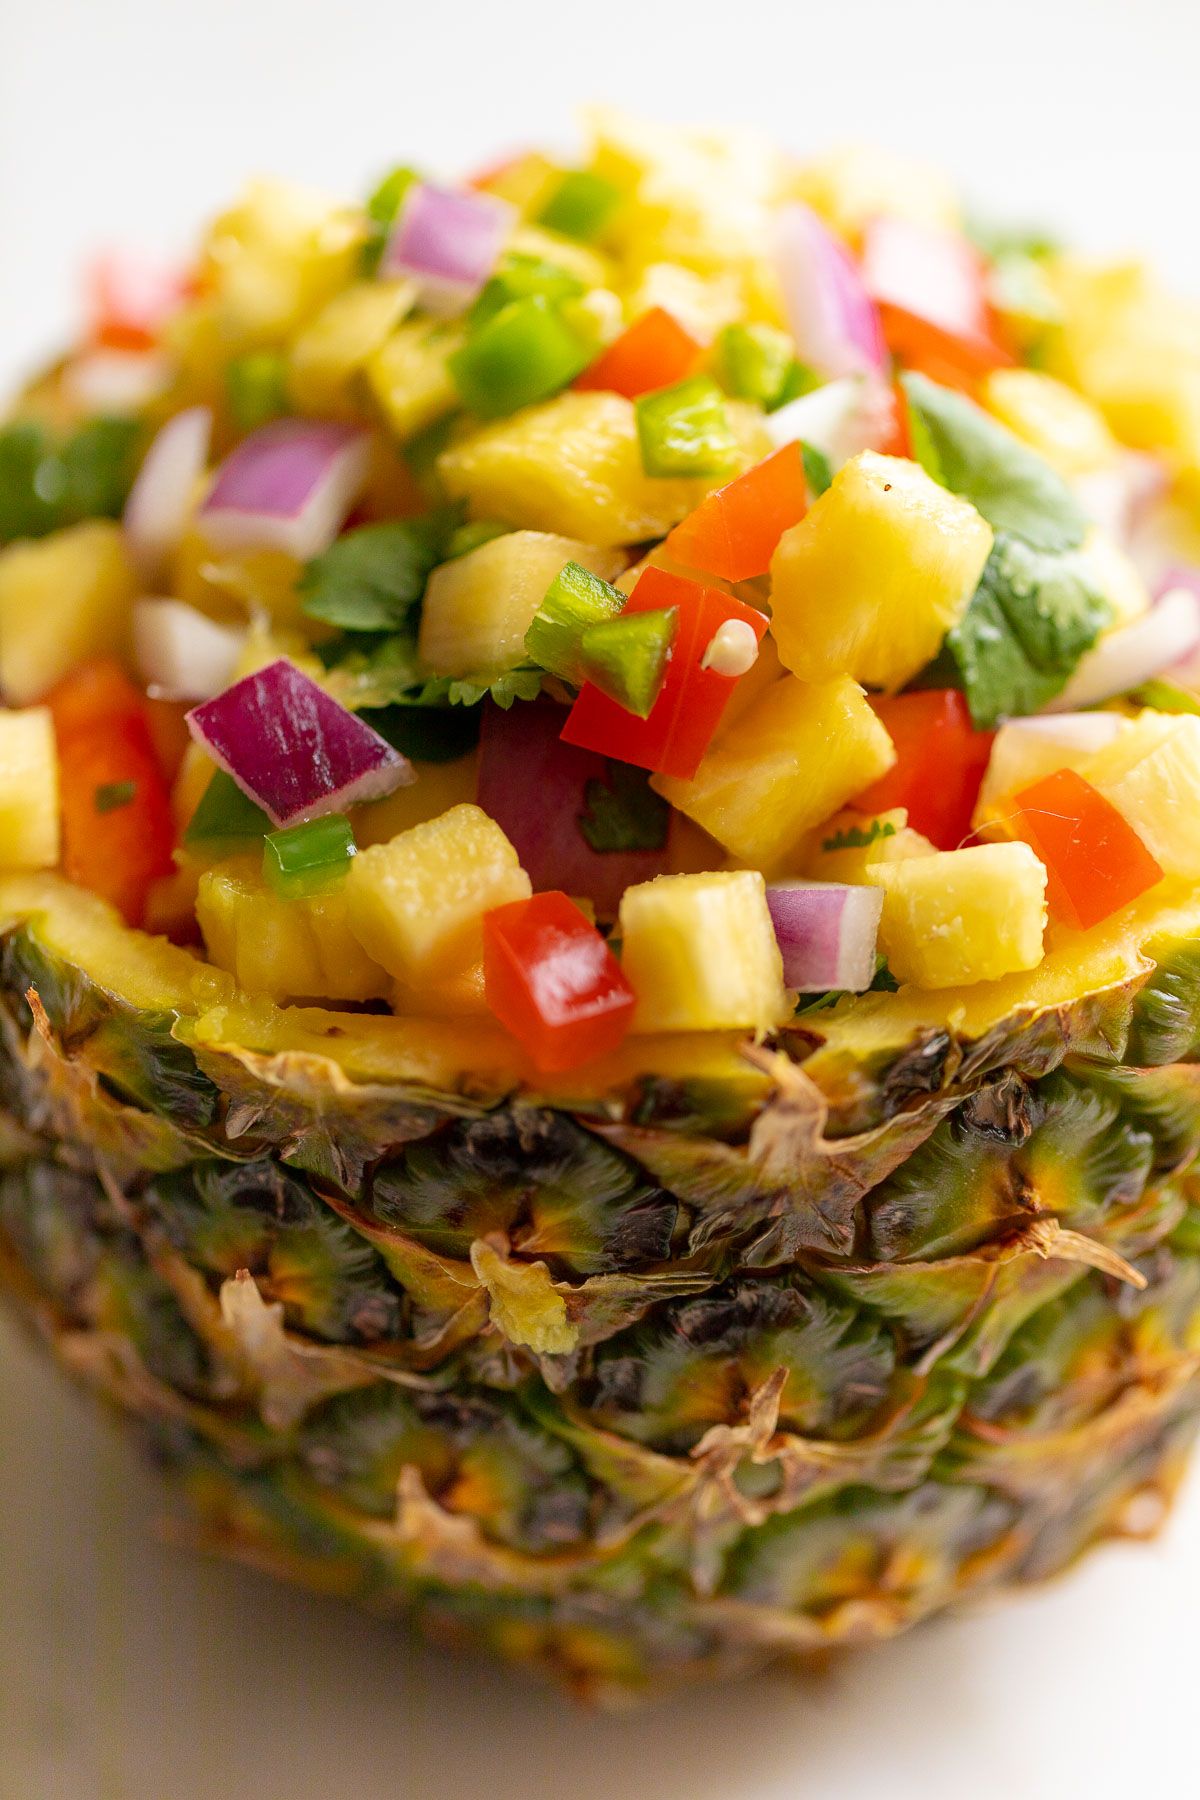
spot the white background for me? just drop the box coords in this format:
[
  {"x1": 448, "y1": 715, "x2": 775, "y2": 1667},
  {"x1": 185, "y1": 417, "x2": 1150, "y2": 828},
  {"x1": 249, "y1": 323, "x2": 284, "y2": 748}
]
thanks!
[{"x1": 3, "y1": 0, "x2": 1200, "y2": 1793}]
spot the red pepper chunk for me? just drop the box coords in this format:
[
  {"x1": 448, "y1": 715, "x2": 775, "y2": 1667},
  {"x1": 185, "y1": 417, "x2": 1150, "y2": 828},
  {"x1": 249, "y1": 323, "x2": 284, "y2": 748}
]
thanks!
[
  {"x1": 46, "y1": 659, "x2": 177, "y2": 927},
  {"x1": 664, "y1": 442, "x2": 809, "y2": 582},
  {"x1": 560, "y1": 569, "x2": 768, "y2": 781},
  {"x1": 575, "y1": 307, "x2": 704, "y2": 400},
  {"x1": 86, "y1": 252, "x2": 192, "y2": 353},
  {"x1": 1008, "y1": 767, "x2": 1163, "y2": 929},
  {"x1": 483, "y1": 892, "x2": 636, "y2": 1072},
  {"x1": 862, "y1": 217, "x2": 1013, "y2": 392},
  {"x1": 852, "y1": 690, "x2": 994, "y2": 849}
]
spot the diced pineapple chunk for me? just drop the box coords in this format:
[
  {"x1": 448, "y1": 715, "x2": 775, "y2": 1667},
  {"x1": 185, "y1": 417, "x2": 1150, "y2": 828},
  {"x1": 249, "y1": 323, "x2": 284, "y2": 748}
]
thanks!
[
  {"x1": 197, "y1": 857, "x2": 388, "y2": 1003},
  {"x1": 791, "y1": 143, "x2": 962, "y2": 241},
  {"x1": 1083, "y1": 712, "x2": 1200, "y2": 877},
  {"x1": 1076, "y1": 528, "x2": 1150, "y2": 628},
  {"x1": 0, "y1": 522, "x2": 137, "y2": 704},
  {"x1": 201, "y1": 178, "x2": 363, "y2": 348},
  {"x1": 653, "y1": 676, "x2": 895, "y2": 870},
  {"x1": 289, "y1": 279, "x2": 415, "y2": 418},
  {"x1": 619, "y1": 870, "x2": 789, "y2": 1033},
  {"x1": 418, "y1": 533, "x2": 625, "y2": 677},
  {"x1": 769, "y1": 453, "x2": 993, "y2": 691},
  {"x1": 873, "y1": 843, "x2": 1047, "y2": 989},
  {"x1": 0, "y1": 709, "x2": 60, "y2": 869},
  {"x1": 365, "y1": 318, "x2": 464, "y2": 440},
  {"x1": 507, "y1": 224, "x2": 612, "y2": 290},
  {"x1": 973, "y1": 713, "x2": 1128, "y2": 832},
  {"x1": 622, "y1": 262, "x2": 743, "y2": 340},
  {"x1": 801, "y1": 809, "x2": 935, "y2": 885},
  {"x1": 392, "y1": 958, "x2": 489, "y2": 1019},
  {"x1": 353, "y1": 755, "x2": 480, "y2": 847},
  {"x1": 437, "y1": 391, "x2": 771, "y2": 548},
  {"x1": 345, "y1": 803, "x2": 530, "y2": 984},
  {"x1": 981, "y1": 369, "x2": 1117, "y2": 476}
]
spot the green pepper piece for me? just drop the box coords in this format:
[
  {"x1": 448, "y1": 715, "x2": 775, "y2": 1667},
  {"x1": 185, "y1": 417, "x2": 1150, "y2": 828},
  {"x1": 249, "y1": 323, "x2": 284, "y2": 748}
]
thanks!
[
  {"x1": 578, "y1": 607, "x2": 678, "y2": 718},
  {"x1": 262, "y1": 814, "x2": 356, "y2": 900},
  {"x1": 634, "y1": 376, "x2": 739, "y2": 479}
]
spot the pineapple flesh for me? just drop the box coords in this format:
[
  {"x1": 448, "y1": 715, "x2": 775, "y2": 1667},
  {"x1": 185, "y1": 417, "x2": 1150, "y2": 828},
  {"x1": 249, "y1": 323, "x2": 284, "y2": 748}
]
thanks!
[{"x1": 5, "y1": 117, "x2": 1200, "y2": 1709}]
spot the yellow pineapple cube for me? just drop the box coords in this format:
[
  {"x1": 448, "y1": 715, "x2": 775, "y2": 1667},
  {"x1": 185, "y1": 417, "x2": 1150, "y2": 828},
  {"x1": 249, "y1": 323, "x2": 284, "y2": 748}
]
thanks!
[
  {"x1": 437, "y1": 391, "x2": 771, "y2": 548},
  {"x1": 769, "y1": 452, "x2": 994, "y2": 691},
  {"x1": 1083, "y1": 712, "x2": 1200, "y2": 877},
  {"x1": 791, "y1": 144, "x2": 962, "y2": 241},
  {"x1": 365, "y1": 318, "x2": 464, "y2": 440},
  {"x1": 873, "y1": 843, "x2": 1047, "y2": 989},
  {"x1": 201, "y1": 178, "x2": 362, "y2": 349},
  {"x1": 981, "y1": 369, "x2": 1117, "y2": 476},
  {"x1": 801, "y1": 809, "x2": 935, "y2": 885},
  {"x1": 345, "y1": 803, "x2": 530, "y2": 984},
  {"x1": 0, "y1": 709, "x2": 59, "y2": 869},
  {"x1": 618, "y1": 870, "x2": 789, "y2": 1034},
  {"x1": 0, "y1": 522, "x2": 137, "y2": 704},
  {"x1": 289, "y1": 279, "x2": 415, "y2": 418},
  {"x1": 196, "y1": 857, "x2": 388, "y2": 1003},
  {"x1": 973, "y1": 713, "x2": 1128, "y2": 833},
  {"x1": 353, "y1": 754, "x2": 480, "y2": 847},
  {"x1": 392, "y1": 958, "x2": 489, "y2": 1019},
  {"x1": 418, "y1": 532, "x2": 625, "y2": 677},
  {"x1": 653, "y1": 676, "x2": 895, "y2": 870}
]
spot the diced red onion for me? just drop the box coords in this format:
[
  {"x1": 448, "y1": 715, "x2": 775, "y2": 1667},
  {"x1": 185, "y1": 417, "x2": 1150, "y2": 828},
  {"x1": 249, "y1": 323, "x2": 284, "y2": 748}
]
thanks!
[
  {"x1": 133, "y1": 598, "x2": 244, "y2": 701},
  {"x1": 197, "y1": 419, "x2": 371, "y2": 561},
  {"x1": 861, "y1": 216, "x2": 991, "y2": 342},
  {"x1": 1075, "y1": 451, "x2": 1168, "y2": 545},
  {"x1": 1044, "y1": 587, "x2": 1200, "y2": 712},
  {"x1": 774, "y1": 203, "x2": 887, "y2": 382},
  {"x1": 64, "y1": 349, "x2": 173, "y2": 415},
  {"x1": 380, "y1": 182, "x2": 513, "y2": 317},
  {"x1": 186, "y1": 657, "x2": 413, "y2": 827},
  {"x1": 765, "y1": 880, "x2": 882, "y2": 993},
  {"x1": 766, "y1": 373, "x2": 894, "y2": 466},
  {"x1": 476, "y1": 696, "x2": 671, "y2": 918},
  {"x1": 123, "y1": 405, "x2": 212, "y2": 582}
]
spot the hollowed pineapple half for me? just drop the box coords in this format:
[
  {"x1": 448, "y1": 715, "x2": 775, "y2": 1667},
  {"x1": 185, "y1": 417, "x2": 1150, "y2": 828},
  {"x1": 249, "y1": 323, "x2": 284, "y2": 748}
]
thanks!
[{"x1": 5, "y1": 867, "x2": 1200, "y2": 1701}]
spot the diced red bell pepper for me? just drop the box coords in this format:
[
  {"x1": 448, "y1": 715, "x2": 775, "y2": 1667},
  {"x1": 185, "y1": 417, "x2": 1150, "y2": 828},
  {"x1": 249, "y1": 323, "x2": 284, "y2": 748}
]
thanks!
[
  {"x1": 1007, "y1": 767, "x2": 1163, "y2": 929},
  {"x1": 664, "y1": 442, "x2": 809, "y2": 582},
  {"x1": 878, "y1": 377, "x2": 916, "y2": 459},
  {"x1": 560, "y1": 568, "x2": 768, "y2": 781},
  {"x1": 575, "y1": 307, "x2": 705, "y2": 400},
  {"x1": 46, "y1": 659, "x2": 177, "y2": 927},
  {"x1": 861, "y1": 217, "x2": 1014, "y2": 391},
  {"x1": 482, "y1": 890, "x2": 636, "y2": 1072},
  {"x1": 86, "y1": 252, "x2": 192, "y2": 353},
  {"x1": 851, "y1": 690, "x2": 994, "y2": 849}
]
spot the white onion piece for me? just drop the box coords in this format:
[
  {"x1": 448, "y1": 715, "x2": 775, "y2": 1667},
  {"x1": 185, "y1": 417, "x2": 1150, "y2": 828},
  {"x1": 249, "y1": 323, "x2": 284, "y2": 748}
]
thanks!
[
  {"x1": 380, "y1": 182, "x2": 513, "y2": 317},
  {"x1": 133, "y1": 598, "x2": 245, "y2": 701},
  {"x1": 197, "y1": 420, "x2": 371, "y2": 562},
  {"x1": 64, "y1": 349, "x2": 173, "y2": 414},
  {"x1": 775, "y1": 203, "x2": 887, "y2": 383},
  {"x1": 766, "y1": 374, "x2": 894, "y2": 468},
  {"x1": 1044, "y1": 587, "x2": 1200, "y2": 712},
  {"x1": 123, "y1": 405, "x2": 212, "y2": 582},
  {"x1": 765, "y1": 881, "x2": 882, "y2": 993},
  {"x1": 999, "y1": 712, "x2": 1126, "y2": 753}
]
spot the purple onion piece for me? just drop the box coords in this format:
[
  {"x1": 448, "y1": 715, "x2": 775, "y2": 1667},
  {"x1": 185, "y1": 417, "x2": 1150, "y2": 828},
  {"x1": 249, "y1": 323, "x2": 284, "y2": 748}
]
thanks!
[
  {"x1": 765, "y1": 880, "x2": 883, "y2": 993},
  {"x1": 380, "y1": 182, "x2": 513, "y2": 317},
  {"x1": 187, "y1": 657, "x2": 414, "y2": 827},
  {"x1": 197, "y1": 419, "x2": 370, "y2": 561},
  {"x1": 775, "y1": 202, "x2": 887, "y2": 383}
]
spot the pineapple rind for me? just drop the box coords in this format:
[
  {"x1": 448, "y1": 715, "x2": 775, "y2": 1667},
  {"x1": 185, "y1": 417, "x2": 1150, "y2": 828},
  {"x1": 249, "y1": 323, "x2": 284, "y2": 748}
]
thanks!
[{"x1": 4, "y1": 873, "x2": 1200, "y2": 1696}]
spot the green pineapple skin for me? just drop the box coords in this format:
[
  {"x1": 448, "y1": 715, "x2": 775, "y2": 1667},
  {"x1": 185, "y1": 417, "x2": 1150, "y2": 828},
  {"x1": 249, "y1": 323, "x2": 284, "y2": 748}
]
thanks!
[{"x1": 3, "y1": 902, "x2": 1200, "y2": 1702}]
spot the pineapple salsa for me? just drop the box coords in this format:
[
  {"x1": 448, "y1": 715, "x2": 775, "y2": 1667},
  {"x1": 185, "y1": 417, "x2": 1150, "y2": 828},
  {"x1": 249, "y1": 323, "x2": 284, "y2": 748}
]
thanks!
[
  {"x1": 11, "y1": 112, "x2": 1200, "y2": 1701},
  {"x1": 3, "y1": 113, "x2": 1200, "y2": 1075}
]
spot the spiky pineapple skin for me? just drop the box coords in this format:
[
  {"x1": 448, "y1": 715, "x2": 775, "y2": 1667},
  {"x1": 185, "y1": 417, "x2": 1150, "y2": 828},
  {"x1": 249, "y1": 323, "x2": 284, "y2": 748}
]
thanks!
[{"x1": 3, "y1": 882, "x2": 1200, "y2": 1701}]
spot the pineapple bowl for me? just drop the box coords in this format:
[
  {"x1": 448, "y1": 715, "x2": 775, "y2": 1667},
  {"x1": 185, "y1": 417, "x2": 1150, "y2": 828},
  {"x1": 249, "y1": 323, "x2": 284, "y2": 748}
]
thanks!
[{"x1": 5, "y1": 114, "x2": 1200, "y2": 1704}]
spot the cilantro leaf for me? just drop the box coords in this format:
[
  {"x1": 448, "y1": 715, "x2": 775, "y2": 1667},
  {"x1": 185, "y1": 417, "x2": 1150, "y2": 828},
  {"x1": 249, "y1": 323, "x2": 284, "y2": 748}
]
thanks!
[
  {"x1": 577, "y1": 762, "x2": 670, "y2": 852},
  {"x1": 801, "y1": 441, "x2": 833, "y2": 497},
  {"x1": 901, "y1": 372, "x2": 1087, "y2": 553},
  {"x1": 323, "y1": 630, "x2": 543, "y2": 714},
  {"x1": 0, "y1": 416, "x2": 142, "y2": 547},
  {"x1": 299, "y1": 518, "x2": 448, "y2": 631},
  {"x1": 933, "y1": 532, "x2": 1112, "y2": 728},
  {"x1": 821, "y1": 819, "x2": 897, "y2": 852}
]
